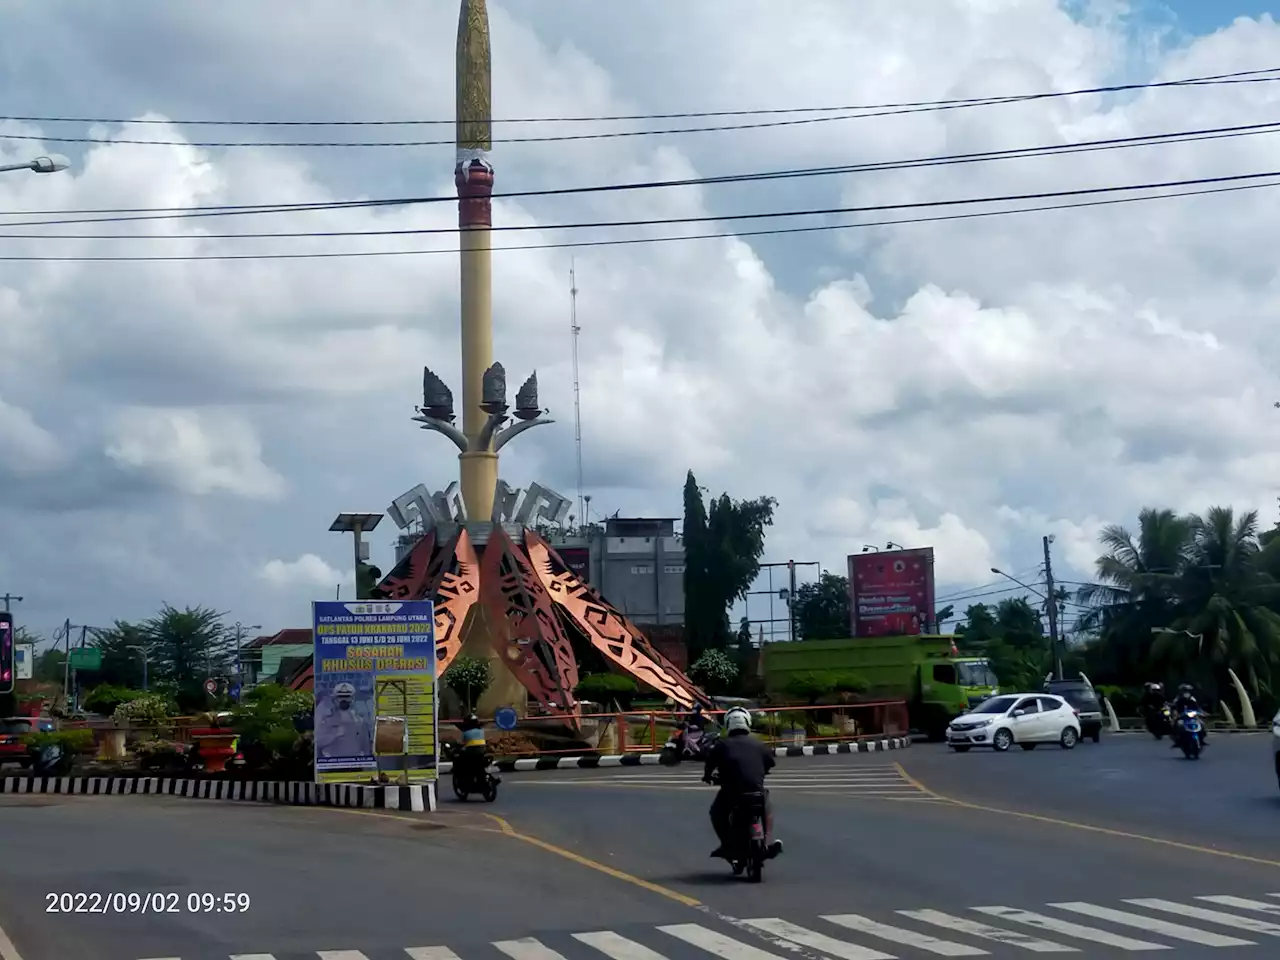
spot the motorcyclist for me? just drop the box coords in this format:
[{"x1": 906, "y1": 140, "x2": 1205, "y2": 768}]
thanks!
[
  {"x1": 702, "y1": 706, "x2": 783, "y2": 861},
  {"x1": 455, "y1": 712, "x2": 489, "y2": 780},
  {"x1": 1171, "y1": 684, "x2": 1207, "y2": 742},
  {"x1": 1139, "y1": 682, "x2": 1166, "y2": 713},
  {"x1": 686, "y1": 703, "x2": 707, "y2": 732}
]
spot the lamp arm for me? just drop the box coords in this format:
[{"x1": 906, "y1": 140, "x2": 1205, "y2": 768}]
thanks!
[
  {"x1": 412, "y1": 415, "x2": 470, "y2": 453},
  {"x1": 493, "y1": 417, "x2": 554, "y2": 452}
]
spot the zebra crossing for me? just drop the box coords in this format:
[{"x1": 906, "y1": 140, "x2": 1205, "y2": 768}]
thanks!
[
  {"x1": 135, "y1": 891, "x2": 1280, "y2": 958},
  {"x1": 516, "y1": 763, "x2": 936, "y2": 802}
]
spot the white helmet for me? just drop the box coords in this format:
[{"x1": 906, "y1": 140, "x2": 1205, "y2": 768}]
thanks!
[{"x1": 724, "y1": 706, "x2": 752, "y2": 733}]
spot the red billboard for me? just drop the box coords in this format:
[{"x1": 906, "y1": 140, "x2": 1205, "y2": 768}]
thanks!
[
  {"x1": 558, "y1": 546, "x2": 591, "y2": 584},
  {"x1": 848, "y1": 547, "x2": 936, "y2": 637}
]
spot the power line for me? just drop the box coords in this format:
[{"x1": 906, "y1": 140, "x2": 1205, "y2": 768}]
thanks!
[
  {"x1": 0, "y1": 174, "x2": 1270, "y2": 262},
  {"x1": 1, "y1": 167, "x2": 1273, "y2": 241},
  {"x1": 4, "y1": 116, "x2": 1277, "y2": 228},
  {"x1": 3, "y1": 65, "x2": 1273, "y2": 131}
]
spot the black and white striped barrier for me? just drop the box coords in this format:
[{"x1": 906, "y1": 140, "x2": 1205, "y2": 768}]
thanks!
[
  {"x1": 438, "y1": 736, "x2": 911, "y2": 773},
  {"x1": 0, "y1": 776, "x2": 437, "y2": 811}
]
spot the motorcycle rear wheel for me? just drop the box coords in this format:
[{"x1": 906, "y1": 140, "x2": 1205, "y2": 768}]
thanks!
[
  {"x1": 483, "y1": 781, "x2": 498, "y2": 802},
  {"x1": 747, "y1": 843, "x2": 765, "y2": 883},
  {"x1": 659, "y1": 746, "x2": 680, "y2": 766}
]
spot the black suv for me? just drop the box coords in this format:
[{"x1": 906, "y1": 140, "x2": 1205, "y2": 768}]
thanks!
[{"x1": 1044, "y1": 679, "x2": 1104, "y2": 743}]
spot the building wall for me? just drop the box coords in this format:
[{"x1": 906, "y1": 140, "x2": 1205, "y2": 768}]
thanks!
[
  {"x1": 262, "y1": 644, "x2": 314, "y2": 682},
  {"x1": 548, "y1": 519, "x2": 686, "y2": 627}
]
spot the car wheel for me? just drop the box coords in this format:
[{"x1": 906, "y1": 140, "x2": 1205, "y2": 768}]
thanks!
[
  {"x1": 992, "y1": 729, "x2": 1014, "y2": 752},
  {"x1": 1020, "y1": 743, "x2": 1038, "y2": 751},
  {"x1": 1060, "y1": 727, "x2": 1079, "y2": 750},
  {"x1": 1090, "y1": 730, "x2": 1101, "y2": 743},
  {"x1": 950, "y1": 745, "x2": 971, "y2": 753}
]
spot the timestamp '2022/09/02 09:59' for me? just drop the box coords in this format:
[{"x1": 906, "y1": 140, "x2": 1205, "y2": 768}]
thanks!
[{"x1": 43, "y1": 892, "x2": 252, "y2": 914}]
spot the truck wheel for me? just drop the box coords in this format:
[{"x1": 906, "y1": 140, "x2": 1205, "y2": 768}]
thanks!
[{"x1": 1020, "y1": 743, "x2": 1037, "y2": 751}]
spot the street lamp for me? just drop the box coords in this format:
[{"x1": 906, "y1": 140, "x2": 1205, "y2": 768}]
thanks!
[
  {"x1": 886, "y1": 541, "x2": 905, "y2": 550},
  {"x1": 1151, "y1": 626, "x2": 1205, "y2": 651},
  {"x1": 861, "y1": 544, "x2": 879, "y2": 553},
  {"x1": 330, "y1": 512, "x2": 384, "y2": 600},
  {"x1": 127, "y1": 645, "x2": 148, "y2": 691},
  {"x1": 0, "y1": 155, "x2": 70, "y2": 175},
  {"x1": 990, "y1": 567, "x2": 1047, "y2": 599}
]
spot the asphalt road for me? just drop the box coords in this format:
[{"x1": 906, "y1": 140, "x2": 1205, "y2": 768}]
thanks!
[{"x1": 1, "y1": 735, "x2": 1278, "y2": 960}]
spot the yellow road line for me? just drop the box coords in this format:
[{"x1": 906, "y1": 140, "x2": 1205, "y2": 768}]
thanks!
[
  {"x1": 894, "y1": 761, "x2": 1280, "y2": 868},
  {"x1": 483, "y1": 813, "x2": 702, "y2": 907}
]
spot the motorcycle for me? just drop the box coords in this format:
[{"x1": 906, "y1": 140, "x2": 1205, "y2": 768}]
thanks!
[
  {"x1": 1144, "y1": 703, "x2": 1173, "y2": 740},
  {"x1": 1174, "y1": 708, "x2": 1206, "y2": 759},
  {"x1": 708, "y1": 771, "x2": 769, "y2": 883},
  {"x1": 660, "y1": 723, "x2": 716, "y2": 766},
  {"x1": 443, "y1": 741, "x2": 500, "y2": 802}
]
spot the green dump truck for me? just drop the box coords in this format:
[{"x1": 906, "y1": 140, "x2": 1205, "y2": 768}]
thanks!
[{"x1": 760, "y1": 634, "x2": 1000, "y2": 740}]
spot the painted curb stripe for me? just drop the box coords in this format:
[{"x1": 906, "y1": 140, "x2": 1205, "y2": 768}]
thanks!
[{"x1": 438, "y1": 735, "x2": 912, "y2": 774}]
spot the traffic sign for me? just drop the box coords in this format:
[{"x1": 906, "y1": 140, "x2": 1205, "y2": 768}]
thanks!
[
  {"x1": 494, "y1": 706, "x2": 518, "y2": 731},
  {"x1": 204, "y1": 678, "x2": 217, "y2": 695},
  {"x1": 69, "y1": 647, "x2": 102, "y2": 671}
]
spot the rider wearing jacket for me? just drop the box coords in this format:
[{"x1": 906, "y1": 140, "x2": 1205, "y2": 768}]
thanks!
[
  {"x1": 702, "y1": 707, "x2": 783, "y2": 860},
  {"x1": 1172, "y1": 684, "x2": 1207, "y2": 742},
  {"x1": 455, "y1": 713, "x2": 488, "y2": 777}
]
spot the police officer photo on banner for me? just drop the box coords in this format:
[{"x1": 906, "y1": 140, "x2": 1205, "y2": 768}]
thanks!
[{"x1": 314, "y1": 672, "x2": 376, "y2": 774}]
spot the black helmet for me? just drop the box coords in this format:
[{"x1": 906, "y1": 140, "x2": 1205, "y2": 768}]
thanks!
[{"x1": 1179, "y1": 683, "x2": 1193, "y2": 694}]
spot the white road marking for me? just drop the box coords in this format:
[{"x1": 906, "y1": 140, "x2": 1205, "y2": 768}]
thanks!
[
  {"x1": 659, "y1": 923, "x2": 788, "y2": 960},
  {"x1": 1125, "y1": 899, "x2": 1280, "y2": 936},
  {"x1": 740, "y1": 919, "x2": 895, "y2": 960},
  {"x1": 230, "y1": 955, "x2": 278, "y2": 960},
  {"x1": 317, "y1": 952, "x2": 373, "y2": 960},
  {"x1": 821, "y1": 913, "x2": 988, "y2": 956},
  {"x1": 1050, "y1": 902, "x2": 1254, "y2": 947},
  {"x1": 1201, "y1": 895, "x2": 1280, "y2": 916},
  {"x1": 405, "y1": 949, "x2": 466, "y2": 960},
  {"x1": 0, "y1": 921, "x2": 23, "y2": 960},
  {"x1": 897, "y1": 910, "x2": 1075, "y2": 953},
  {"x1": 573, "y1": 931, "x2": 673, "y2": 960},
  {"x1": 494, "y1": 938, "x2": 573, "y2": 960},
  {"x1": 971, "y1": 906, "x2": 1168, "y2": 951}
]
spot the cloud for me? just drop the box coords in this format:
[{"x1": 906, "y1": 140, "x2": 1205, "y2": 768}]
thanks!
[
  {"x1": 105, "y1": 407, "x2": 285, "y2": 500},
  {"x1": 260, "y1": 554, "x2": 347, "y2": 591},
  {"x1": 2, "y1": 0, "x2": 1280, "y2": 639}
]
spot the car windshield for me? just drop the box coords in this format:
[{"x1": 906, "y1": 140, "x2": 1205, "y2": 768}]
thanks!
[
  {"x1": 957, "y1": 660, "x2": 999, "y2": 687},
  {"x1": 971, "y1": 695, "x2": 1019, "y2": 715},
  {"x1": 0, "y1": 719, "x2": 32, "y2": 735}
]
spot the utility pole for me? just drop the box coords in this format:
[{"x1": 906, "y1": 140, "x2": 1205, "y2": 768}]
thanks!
[
  {"x1": 787, "y1": 560, "x2": 798, "y2": 642},
  {"x1": 1042, "y1": 535, "x2": 1063, "y2": 680},
  {"x1": 0, "y1": 594, "x2": 22, "y2": 613}
]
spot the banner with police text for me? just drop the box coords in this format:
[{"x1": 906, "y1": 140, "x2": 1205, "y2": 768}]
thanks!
[{"x1": 311, "y1": 600, "x2": 437, "y2": 784}]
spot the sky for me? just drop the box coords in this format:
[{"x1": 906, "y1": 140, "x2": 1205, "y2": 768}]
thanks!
[{"x1": 2, "y1": 0, "x2": 1279, "y2": 644}]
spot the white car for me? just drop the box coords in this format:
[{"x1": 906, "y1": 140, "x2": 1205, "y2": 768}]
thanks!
[
  {"x1": 1271, "y1": 708, "x2": 1280, "y2": 790},
  {"x1": 947, "y1": 693, "x2": 1081, "y2": 753}
]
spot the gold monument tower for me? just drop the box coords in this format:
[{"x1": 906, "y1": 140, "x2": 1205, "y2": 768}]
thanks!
[
  {"x1": 455, "y1": 0, "x2": 498, "y2": 522},
  {"x1": 366, "y1": 0, "x2": 711, "y2": 721}
]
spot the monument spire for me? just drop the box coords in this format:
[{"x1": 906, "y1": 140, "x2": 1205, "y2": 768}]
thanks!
[{"x1": 455, "y1": 0, "x2": 497, "y2": 521}]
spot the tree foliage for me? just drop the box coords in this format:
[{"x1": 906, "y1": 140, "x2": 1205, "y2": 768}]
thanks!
[
  {"x1": 682, "y1": 471, "x2": 777, "y2": 657},
  {"x1": 792, "y1": 573, "x2": 851, "y2": 640},
  {"x1": 956, "y1": 597, "x2": 1058, "y2": 692},
  {"x1": 689, "y1": 649, "x2": 739, "y2": 695},
  {"x1": 444, "y1": 655, "x2": 492, "y2": 712},
  {"x1": 1077, "y1": 505, "x2": 1280, "y2": 710}
]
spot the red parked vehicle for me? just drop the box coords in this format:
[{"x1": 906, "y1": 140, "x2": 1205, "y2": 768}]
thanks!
[{"x1": 0, "y1": 717, "x2": 56, "y2": 768}]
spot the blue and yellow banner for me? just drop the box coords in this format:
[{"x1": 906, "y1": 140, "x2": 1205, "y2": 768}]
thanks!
[{"x1": 312, "y1": 600, "x2": 437, "y2": 784}]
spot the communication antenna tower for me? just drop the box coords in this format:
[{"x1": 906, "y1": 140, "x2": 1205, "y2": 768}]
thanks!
[{"x1": 570, "y1": 259, "x2": 584, "y2": 527}]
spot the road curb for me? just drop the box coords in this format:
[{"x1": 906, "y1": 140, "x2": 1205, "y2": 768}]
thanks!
[
  {"x1": 439, "y1": 735, "x2": 912, "y2": 774},
  {"x1": 0, "y1": 775, "x2": 438, "y2": 811}
]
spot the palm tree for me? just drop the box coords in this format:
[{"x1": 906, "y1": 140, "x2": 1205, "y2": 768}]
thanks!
[
  {"x1": 1157, "y1": 507, "x2": 1280, "y2": 695},
  {"x1": 1075, "y1": 508, "x2": 1194, "y2": 684}
]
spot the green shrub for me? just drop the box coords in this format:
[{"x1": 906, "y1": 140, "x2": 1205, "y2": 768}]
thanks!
[
  {"x1": 83, "y1": 685, "x2": 147, "y2": 716},
  {"x1": 784, "y1": 671, "x2": 837, "y2": 704},
  {"x1": 575, "y1": 673, "x2": 639, "y2": 709},
  {"x1": 24, "y1": 728, "x2": 95, "y2": 754},
  {"x1": 112, "y1": 694, "x2": 178, "y2": 725}
]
